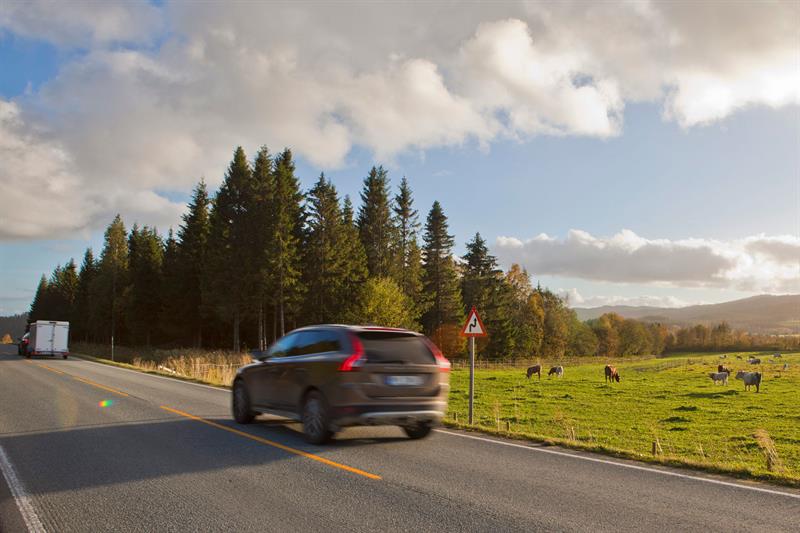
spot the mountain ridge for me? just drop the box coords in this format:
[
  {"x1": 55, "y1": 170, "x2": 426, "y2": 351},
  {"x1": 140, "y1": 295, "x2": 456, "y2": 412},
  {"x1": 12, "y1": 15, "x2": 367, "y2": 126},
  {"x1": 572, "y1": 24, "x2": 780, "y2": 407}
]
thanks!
[{"x1": 573, "y1": 294, "x2": 800, "y2": 334}]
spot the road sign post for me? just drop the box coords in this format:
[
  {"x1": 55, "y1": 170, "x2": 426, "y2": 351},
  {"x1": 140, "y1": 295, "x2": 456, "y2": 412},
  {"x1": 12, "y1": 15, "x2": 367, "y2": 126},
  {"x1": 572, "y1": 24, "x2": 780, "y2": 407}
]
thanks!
[{"x1": 461, "y1": 307, "x2": 487, "y2": 425}]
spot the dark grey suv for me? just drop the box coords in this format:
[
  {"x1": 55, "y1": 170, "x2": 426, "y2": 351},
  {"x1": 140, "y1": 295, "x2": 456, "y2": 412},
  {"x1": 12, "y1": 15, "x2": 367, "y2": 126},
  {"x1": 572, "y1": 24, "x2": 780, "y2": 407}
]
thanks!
[{"x1": 232, "y1": 325, "x2": 451, "y2": 443}]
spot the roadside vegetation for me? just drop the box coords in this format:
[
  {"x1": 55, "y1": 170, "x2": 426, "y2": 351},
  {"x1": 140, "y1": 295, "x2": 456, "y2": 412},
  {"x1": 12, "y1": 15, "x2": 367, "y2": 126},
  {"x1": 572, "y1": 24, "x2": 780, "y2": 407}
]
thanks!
[{"x1": 446, "y1": 351, "x2": 800, "y2": 486}]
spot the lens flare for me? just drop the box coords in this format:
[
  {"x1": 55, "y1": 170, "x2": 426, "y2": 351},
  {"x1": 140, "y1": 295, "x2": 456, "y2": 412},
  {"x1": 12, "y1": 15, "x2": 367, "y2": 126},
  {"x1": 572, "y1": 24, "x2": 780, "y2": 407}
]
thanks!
[{"x1": 98, "y1": 399, "x2": 113, "y2": 408}]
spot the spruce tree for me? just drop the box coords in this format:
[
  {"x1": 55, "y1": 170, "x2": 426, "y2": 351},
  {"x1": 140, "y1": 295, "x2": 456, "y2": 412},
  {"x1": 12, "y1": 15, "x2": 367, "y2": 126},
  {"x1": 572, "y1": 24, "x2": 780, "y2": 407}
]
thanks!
[
  {"x1": 127, "y1": 226, "x2": 164, "y2": 345},
  {"x1": 462, "y1": 233, "x2": 515, "y2": 358},
  {"x1": 29, "y1": 275, "x2": 49, "y2": 322},
  {"x1": 265, "y1": 148, "x2": 305, "y2": 336},
  {"x1": 205, "y1": 147, "x2": 254, "y2": 350},
  {"x1": 357, "y1": 166, "x2": 395, "y2": 278},
  {"x1": 392, "y1": 177, "x2": 425, "y2": 321},
  {"x1": 250, "y1": 147, "x2": 274, "y2": 348},
  {"x1": 177, "y1": 180, "x2": 211, "y2": 347},
  {"x1": 303, "y1": 174, "x2": 345, "y2": 324},
  {"x1": 340, "y1": 195, "x2": 369, "y2": 321},
  {"x1": 161, "y1": 229, "x2": 184, "y2": 342},
  {"x1": 75, "y1": 248, "x2": 97, "y2": 341},
  {"x1": 421, "y1": 201, "x2": 464, "y2": 354},
  {"x1": 89, "y1": 214, "x2": 129, "y2": 344}
]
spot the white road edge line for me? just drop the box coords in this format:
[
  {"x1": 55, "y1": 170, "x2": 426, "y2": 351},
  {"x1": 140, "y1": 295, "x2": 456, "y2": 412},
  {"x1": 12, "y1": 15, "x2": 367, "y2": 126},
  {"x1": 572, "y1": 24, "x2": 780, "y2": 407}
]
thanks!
[
  {"x1": 0, "y1": 443, "x2": 47, "y2": 533},
  {"x1": 435, "y1": 429, "x2": 800, "y2": 500},
  {"x1": 72, "y1": 357, "x2": 230, "y2": 392}
]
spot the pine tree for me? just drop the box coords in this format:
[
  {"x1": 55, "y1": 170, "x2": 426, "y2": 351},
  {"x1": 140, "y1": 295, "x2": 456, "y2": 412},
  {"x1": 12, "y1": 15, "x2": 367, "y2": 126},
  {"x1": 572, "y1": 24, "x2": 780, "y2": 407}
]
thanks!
[
  {"x1": 205, "y1": 147, "x2": 255, "y2": 350},
  {"x1": 74, "y1": 248, "x2": 97, "y2": 341},
  {"x1": 357, "y1": 166, "x2": 395, "y2": 278},
  {"x1": 265, "y1": 148, "x2": 305, "y2": 336},
  {"x1": 127, "y1": 226, "x2": 164, "y2": 345},
  {"x1": 176, "y1": 180, "x2": 211, "y2": 347},
  {"x1": 421, "y1": 201, "x2": 464, "y2": 354},
  {"x1": 392, "y1": 177, "x2": 425, "y2": 321}
]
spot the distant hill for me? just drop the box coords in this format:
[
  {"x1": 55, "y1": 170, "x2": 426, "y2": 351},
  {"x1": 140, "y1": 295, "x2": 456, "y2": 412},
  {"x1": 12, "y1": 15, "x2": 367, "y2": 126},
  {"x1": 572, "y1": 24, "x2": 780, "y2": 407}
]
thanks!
[
  {"x1": 573, "y1": 294, "x2": 800, "y2": 334},
  {"x1": 0, "y1": 313, "x2": 29, "y2": 340}
]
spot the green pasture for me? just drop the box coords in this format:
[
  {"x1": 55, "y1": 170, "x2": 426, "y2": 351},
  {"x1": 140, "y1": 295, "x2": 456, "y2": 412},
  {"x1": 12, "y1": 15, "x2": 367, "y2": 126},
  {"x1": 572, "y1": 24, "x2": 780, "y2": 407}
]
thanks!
[{"x1": 445, "y1": 352, "x2": 800, "y2": 485}]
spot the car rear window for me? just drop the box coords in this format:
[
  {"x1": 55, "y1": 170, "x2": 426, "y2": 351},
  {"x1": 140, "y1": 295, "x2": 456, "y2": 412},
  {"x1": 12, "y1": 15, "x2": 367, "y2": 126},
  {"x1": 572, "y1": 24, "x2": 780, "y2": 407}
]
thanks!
[{"x1": 356, "y1": 331, "x2": 435, "y2": 364}]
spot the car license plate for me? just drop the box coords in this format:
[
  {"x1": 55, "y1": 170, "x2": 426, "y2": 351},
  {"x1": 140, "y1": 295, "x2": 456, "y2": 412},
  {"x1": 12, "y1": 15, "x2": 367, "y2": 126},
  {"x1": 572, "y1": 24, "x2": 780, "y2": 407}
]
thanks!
[{"x1": 385, "y1": 375, "x2": 424, "y2": 386}]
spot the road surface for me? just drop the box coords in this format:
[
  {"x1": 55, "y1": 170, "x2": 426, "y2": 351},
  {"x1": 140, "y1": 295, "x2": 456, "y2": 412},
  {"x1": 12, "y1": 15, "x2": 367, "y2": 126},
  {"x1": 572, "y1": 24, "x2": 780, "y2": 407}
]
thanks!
[{"x1": 0, "y1": 345, "x2": 797, "y2": 532}]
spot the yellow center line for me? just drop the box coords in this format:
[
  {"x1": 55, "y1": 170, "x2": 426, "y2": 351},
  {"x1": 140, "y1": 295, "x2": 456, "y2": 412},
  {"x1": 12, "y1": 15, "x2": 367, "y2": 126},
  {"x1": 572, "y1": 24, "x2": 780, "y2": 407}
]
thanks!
[
  {"x1": 160, "y1": 405, "x2": 381, "y2": 481},
  {"x1": 72, "y1": 376, "x2": 129, "y2": 397},
  {"x1": 27, "y1": 360, "x2": 129, "y2": 397},
  {"x1": 32, "y1": 362, "x2": 66, "y2": 375}
]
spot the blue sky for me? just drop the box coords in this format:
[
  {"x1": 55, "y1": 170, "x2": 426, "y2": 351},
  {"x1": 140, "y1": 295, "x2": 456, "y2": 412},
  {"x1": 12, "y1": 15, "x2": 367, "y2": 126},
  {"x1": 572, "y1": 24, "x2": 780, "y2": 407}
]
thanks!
[{"x1": 1, "y1": 1, "x2": 798, "y2": 314}]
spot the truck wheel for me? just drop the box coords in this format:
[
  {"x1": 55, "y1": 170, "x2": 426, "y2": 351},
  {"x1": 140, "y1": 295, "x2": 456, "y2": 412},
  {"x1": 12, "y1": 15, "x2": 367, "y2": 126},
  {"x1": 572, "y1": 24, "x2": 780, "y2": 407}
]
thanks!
[{"x1": 63, "y1": 355, "x2": 68, "y2": 359}]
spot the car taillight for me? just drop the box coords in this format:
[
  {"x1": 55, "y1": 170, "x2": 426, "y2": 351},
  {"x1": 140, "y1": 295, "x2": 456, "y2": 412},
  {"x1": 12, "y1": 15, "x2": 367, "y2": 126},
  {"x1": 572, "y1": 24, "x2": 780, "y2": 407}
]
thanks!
[
  {"x1": 339, "y1": 335, "x2": 365, "y2": 371},
  {"x1": 425, "y1": 339, "x2": 450, "y2": 372}
]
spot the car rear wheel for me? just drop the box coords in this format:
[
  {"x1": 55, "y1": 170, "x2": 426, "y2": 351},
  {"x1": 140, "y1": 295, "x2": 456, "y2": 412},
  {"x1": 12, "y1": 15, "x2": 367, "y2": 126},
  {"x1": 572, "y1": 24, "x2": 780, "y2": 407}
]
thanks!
[
  {"x1": 302, "y1": 391, "x2": 332, "y2": 444},
  {"x1": 232, "y1": 380, "x2": 255, "y2": 424},
  {"x1": 402, "y1": 423, "x2": 433, "y2": 439}
]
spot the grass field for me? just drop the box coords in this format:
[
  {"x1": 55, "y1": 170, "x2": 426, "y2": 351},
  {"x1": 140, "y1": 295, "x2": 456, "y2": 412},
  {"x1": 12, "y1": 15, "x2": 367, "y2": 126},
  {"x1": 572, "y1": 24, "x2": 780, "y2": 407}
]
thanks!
[{"x1": 445, "y1": 352, "x2": 800, "y2": 485}]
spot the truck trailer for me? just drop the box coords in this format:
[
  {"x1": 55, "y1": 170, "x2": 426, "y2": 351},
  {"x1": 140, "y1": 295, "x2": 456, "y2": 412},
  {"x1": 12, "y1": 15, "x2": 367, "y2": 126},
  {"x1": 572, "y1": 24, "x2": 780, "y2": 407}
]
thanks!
[{"x1": 27, "y1": 321, "x2": 70, "y2": 359}]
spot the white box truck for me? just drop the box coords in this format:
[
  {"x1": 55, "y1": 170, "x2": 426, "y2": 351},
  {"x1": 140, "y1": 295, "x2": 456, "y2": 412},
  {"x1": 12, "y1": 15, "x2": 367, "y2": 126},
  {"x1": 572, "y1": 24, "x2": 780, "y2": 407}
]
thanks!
[{"x1": 27, "y1": 321, "x2": 70, "y2": 359}]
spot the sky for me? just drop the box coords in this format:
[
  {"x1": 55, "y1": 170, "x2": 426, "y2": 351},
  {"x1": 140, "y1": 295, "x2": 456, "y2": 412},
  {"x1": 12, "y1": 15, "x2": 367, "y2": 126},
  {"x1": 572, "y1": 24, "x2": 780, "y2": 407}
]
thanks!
[{"x1": 0, "y1": 0, "x2": 798, "y2": 315}]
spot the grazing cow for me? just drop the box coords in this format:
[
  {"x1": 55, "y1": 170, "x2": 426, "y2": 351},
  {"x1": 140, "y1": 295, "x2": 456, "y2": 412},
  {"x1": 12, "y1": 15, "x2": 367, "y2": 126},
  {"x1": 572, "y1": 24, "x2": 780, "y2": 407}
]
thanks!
[
  {"x1": 774, "y1": 353, "x2": 782, "y2": 358},
  {"x1": 526, "y1": 365, "x2": 541, "y2": 380},
  {"x1": 717, "y1": 365, "x2": 731, "y2": 374},
  {"x1": 708, "y1": 372, "x2": 729, "y2": 385},
  {"x1": 749, "y1": 358, "x2": 761, "y2": 365},
  {"x1": 735, "y1": 371, "x2": 762, "y2": 392},
  {"x1": 604, "y1": 365, "x2": 620, "y2": 383},
  {"x1": 736, "y1": 355, "x2": 743, "y2": 360},
  {"x1": 548, "y1": 365, "x2": 564, "y2": 378},
  {"x1": 719, "y1": 354, "x2": 727, "y2": 359}
]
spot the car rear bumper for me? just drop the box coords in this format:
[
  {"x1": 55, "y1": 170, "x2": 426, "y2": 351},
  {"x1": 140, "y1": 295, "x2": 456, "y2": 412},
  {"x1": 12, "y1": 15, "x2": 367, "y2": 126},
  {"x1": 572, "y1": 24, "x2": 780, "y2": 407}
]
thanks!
[{"x1": 331, "y1": 402, "x2": 446, "y2": 427}]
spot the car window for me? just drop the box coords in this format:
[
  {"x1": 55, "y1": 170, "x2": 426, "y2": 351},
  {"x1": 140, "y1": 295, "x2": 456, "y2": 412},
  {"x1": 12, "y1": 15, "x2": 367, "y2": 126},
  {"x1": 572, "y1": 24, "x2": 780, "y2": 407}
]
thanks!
[
  {"x1": 356, "y1": 332, "x2": 435, "y2": 364},
  {"x1": 286, "y1": 330, "x2": 342, "y2": 356},
  {"x1": 267, "y1": 332, "x2": 299, "y2": 358}
]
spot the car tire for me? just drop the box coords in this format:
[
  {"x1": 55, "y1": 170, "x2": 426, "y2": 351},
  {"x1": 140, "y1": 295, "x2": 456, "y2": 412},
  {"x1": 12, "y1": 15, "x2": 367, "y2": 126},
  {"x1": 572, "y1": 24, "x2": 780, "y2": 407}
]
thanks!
[
  {"x1": 232, "y1": 380, "x2": 255, "y2": 424},
  {"x1": 402, "y1": 423, "x2": 433, "y2": 440},
  {"x1": 302, "y1": 391, "x2": 332, "y2": 444},
  {"x1": 63, "y1": 355, "x2": 68, "y2": 359}
]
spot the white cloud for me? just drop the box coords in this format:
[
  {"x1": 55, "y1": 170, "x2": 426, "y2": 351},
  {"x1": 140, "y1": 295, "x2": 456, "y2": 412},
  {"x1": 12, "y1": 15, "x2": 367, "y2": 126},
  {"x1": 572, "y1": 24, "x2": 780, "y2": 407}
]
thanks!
[
  {"x1": 0, "y1": 0, "x2": 162, "y2": 47},
  {"x1": 556, "y1": 288, "x2": 691, "y2": 309},
  {"x1": 496, "y1": 230, "x2": 800, "y2": 294},
  {"x1": 0, "y1": 2, "x2": 798, "y2": 239},
  {"x1": 0, "y1": 98, "x2": 185, "y2": 240}
]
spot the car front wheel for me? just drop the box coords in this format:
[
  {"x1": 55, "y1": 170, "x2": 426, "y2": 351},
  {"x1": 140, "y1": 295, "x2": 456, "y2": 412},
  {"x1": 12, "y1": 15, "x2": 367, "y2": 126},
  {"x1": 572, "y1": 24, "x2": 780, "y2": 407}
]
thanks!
[
  {"x1": 232, "y1": 380, "x2": 255, "y2": 424},
  {"x1": 302, "y1": 391, "x2": 332, "y2": 444}
]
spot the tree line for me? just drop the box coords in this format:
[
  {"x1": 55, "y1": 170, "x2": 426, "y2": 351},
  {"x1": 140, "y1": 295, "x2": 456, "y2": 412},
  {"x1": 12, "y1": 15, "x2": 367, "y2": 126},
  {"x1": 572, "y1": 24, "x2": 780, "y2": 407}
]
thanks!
[{"x1": 27, "y1": 146, "x2": 799, "y2": 358}]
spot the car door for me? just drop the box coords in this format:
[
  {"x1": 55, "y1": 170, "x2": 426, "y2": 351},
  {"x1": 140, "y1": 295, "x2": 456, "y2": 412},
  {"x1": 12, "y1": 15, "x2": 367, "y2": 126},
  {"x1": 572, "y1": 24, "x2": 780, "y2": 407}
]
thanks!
[
  {"x1": 248, "y1": 332, "x2": 298, "y2": 408},
  {"x1": 279, "y1": 329, "x2": 343, "y2": 411},
  {"x1": 270, "y1": 330, "x2": 318, "y2": 410}
]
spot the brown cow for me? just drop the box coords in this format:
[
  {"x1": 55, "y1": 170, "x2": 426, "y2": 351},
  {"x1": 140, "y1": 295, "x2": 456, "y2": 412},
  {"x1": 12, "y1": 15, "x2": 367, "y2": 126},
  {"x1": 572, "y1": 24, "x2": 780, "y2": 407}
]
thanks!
[
  {"x1": 717, "y1": 365, "x2": 731, "y2": 374},
  {"x1": 526, "y1": 365, "x2": 541, "y2": 379},
  {"x1": 604, "y1": 365, "x2": 620, "y2": 383}
]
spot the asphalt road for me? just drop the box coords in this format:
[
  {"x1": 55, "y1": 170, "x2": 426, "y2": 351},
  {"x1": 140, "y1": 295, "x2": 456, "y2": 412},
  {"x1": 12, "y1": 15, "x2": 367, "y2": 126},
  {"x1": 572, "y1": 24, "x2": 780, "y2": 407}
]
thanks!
[{"x1": 0, "y1": 345, "x2": 797, "y2": 532}]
